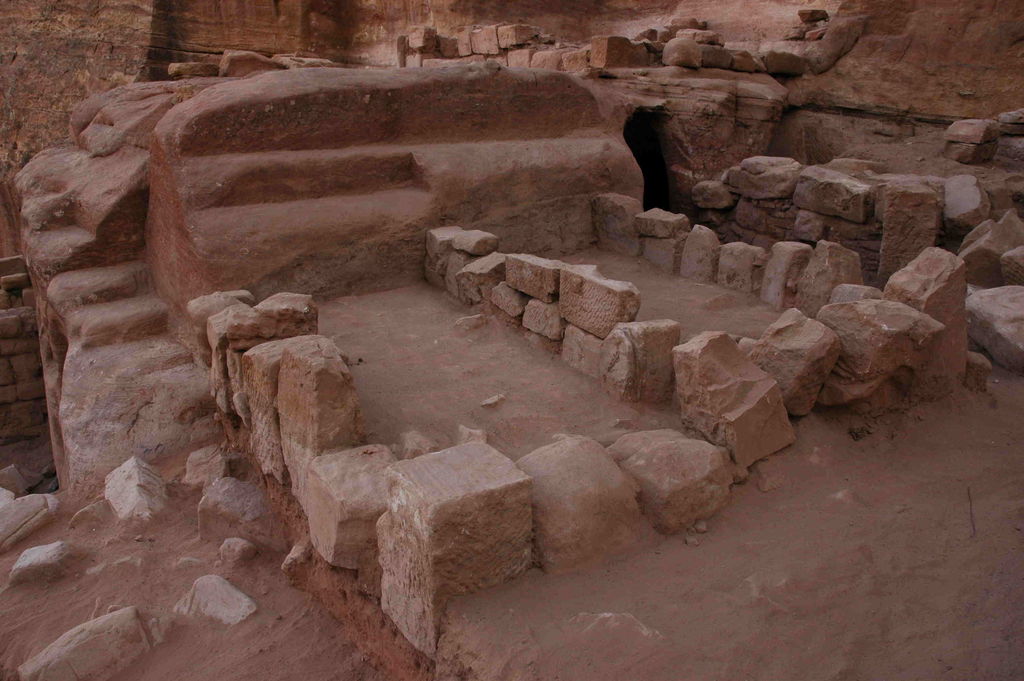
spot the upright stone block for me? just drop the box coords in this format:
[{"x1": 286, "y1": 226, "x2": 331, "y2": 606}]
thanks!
[
  {"x1": 241, "y1": 340, "x2": 288, "y2": 483},
  {"x1": 884, "y1": 247, "x2": 968, "y2": 397},
  {"x1": 717, "y1": 242, "x2": 768, "y2": 293},
  {"x1": 592, "y1": 194, "x2": 643, "y2": 256},
  {"x1": 517, "y1": 437, "x2": 641, "y2": 573},
  {"x1": 378, "y1": 443, "x2": 532, "y2": 657},
  {"x1": 678, "y1": 225, "x2": 721, "y2": 283},
  {"x1": 795, "y1": 240, "x2": 863, "y2": 317},
  {"x1": 641, "y1": 235, "x2": 686, "y2": 273},
  {"x1": 558, "y1": 267, "x2": 641, "y2": 339},
  {"x1": 599, "y1": 320, "x2": 680, "y2": 402},
  {"x1": 562, "y1": 325, "x2": 604, "y2": 377},
  {"x1": 760, "y1": 241, "x2": 812, "y2": 310},
  {"x1": 303, "y1": 444, "x2": 396, "y2": 570},
  {"x1": 878, "y1": 181, "x2": 942, "y2": 279},
  {"x1": 277, "y1": 336, "x2": 364, "y2": 497},
  {"x1": 672, "y1": 332, "x2": 795, "y2": 468}
]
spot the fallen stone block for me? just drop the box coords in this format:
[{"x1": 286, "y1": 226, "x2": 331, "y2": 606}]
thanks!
[
  {"x1": 561, "y1": 48, "x2": 591, "y2": 72},
  {"x1": 452, "y1": 230, "x2": 499, "y2": 256},
  {"x1": 17, "y1": 607, "x2": 153, "y2": 681},
  {"x1": 303, "y1": 444, "x2": 396, "y2": 569},
  {"x1": 455, "y1": 252, "x2": 506, "y2": 305},
  {"x1": 9, "y1": 540, "x2": 73, "y2": 585},
  {"x1": 877, "y1": 180, "x2": 943, "y2": 279},
  {"x1": 444, "y1": 251, "x2": 475, "y2": 299},
  {"x1": 219, "y1": 50, "x2": 286, "y2": 77},
  {"x1": 398, "y1": 430, "x2": 442, "y2": 460},
  {"x1": 0, "y1": 464, "x2": 28, "y2": 495},
  {"x1": 678, "y1": 224, "x2": 721, "y2": 283},
  {"x1": 505, "y1": 254, "x2": 562, "y2": 302},
  {"x1": 700, "y1": 44, "x2": 732, "y2": 69},
  {"x1": 748, "y1": 309, "x2": 841, "y2": 415},
  {"x1": 672, "y1": 332, "x2": 795, "y2": 468},
  {"x1": 523, "y1": 299, "x2": 565, "y2": 340},
  {"x1": 958, "y1": 211, "x2": 1024, "y2": 288},
  {"x1": 795, "y1": 240, "x2": 863, "y2": 317},
  {"x1": 186, "y1": 290, "x2": 255, "y2": 364},
  {"x1": 793, "y1": 166, "x2": 874, "y2": 223},
  {"x1": 966, "y1": 286, "x2": 1024, "y2": 374},
  {"x1": 559, "y1": 267, "x2": 640, "y2": 338},
  {"x1": 884, "y1": 247, "x2": 968, "y2": 396},
  {"x1": 725, "y1": 156, "x2": 803, "y2": 200},
  {"x1": 799, "y1": 9, "x2": 829, "y2": 22},
  {"x1": 944, "y1": 175, "x2": 991, "y2": 239},
  {"x1": 183, "y1": 445, "x2": 229, "y2": 490},
  {"x1": 561, "y1": 325, "x2": 604, "y2": 378},
  {"x1": 168, "y1": 62, "x2": 219, "y2": 79},
  {"x1": 677, "y1": 29, "x2": 722, "y2": 45},
  {"x1": 104, "y1": 457, "x2": 167, "y2": 522},
  {"x1": 717, "y1": 242, "x2": 768, "y2": 293},
  {"x1": 489, "y1": 281, "x2": 530, "y2": 318},
  {"x1": 610, "y1": 430, "x2": 732, "y2": 533},
  {"x1": 175, "y1": 575, "x2": 257, "y2": 625},
  {"x1": 593, "y1": 194, "x2": 643, "y2": 256},
  {"x1": 599, "y1": 320, "x2": 680, "y2": 402},
  {"x1": 829, "y1": 284, "x2": 883, "y2": 304},
  {"x1": 692, "y1": 180, "x2": 737, "y2": 209},
  {"x1": 517, "y1": 437, "x2": 641, "y2": 572},
  {"x1": 730, "y1": 49, "x2": 765, "y2": 72},
  {"x1": 378, "y1": 443, "x2": 532, "y2": 656},
  {"x1": 816, "y1": 299, "x2": 946, "y2": 408},
  {"x1": 277, "y1": 335, "x2": 364, "y2": 498},
  {"x1": 198, "y1": 477, "x2": 285, "y2": 550},
  {"x1": 662, "y1": 37, "x2": 701, "y2": 68},
  {"x1": 635, "y1": 208, "x2": 689, "y2": 238},
  {"x1": 944, "y1": 140, "x2": 997, "y2": 164},
  {"x1": 760, "y1": 241, "x2": 812, "y2": 310}
]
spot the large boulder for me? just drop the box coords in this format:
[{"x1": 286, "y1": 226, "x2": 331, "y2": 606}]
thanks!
[
  {"x1": 883, "y1": 248, "x2": 968, "y2": 396},
  {"x1": 672, "y1": 332, "x2": 795, "y2": 468},
  {"x1": 609, "y1": 430, "x2": 732, "y2": 534},
  {"x1": 816, "y1": 299, "x2": 946, "y2": 408},
  {"x1": 957, "y1": 211, "x2": 1024, "y2": 288},
  {"x1": 748, "y1": 309, "x2": 841, "y2": 416},
  {"x1": 17, "y1": 607, "x2": 153, "y2": 681},
  {"x1": 966, "y1": 286, "x2": 1024, "y2": 374},
  {"x1": 516, "y1": 437, "x2": 642, "y2": 572}
]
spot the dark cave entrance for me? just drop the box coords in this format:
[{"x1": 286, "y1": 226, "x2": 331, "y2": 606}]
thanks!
[{"x1": 623, "y1": 110, "x2": 671, "y2": 211}]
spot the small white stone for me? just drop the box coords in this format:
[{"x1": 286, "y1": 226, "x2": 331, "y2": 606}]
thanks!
[{"x1": 174, "y1": 575, "x2": 257, "y2": 625}]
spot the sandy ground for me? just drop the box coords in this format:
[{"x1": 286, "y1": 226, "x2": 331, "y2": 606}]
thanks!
[
  {"x1": 320, "y1": 249, "x2": 782, "y2": 459},
  {"x1": 444, "y1": 370, "x2": 1024, "y2": 680},
  {"x1": 0, "y1": 480, "x2": 385, "y2": 681}
]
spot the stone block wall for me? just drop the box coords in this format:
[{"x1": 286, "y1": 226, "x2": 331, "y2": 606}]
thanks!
[{"x1": 0, "y1": 305, "x2": 46, "y2": 441}]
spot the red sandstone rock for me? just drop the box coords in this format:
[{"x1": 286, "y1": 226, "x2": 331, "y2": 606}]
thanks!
[{"x1": 599, "y1": 320, "x2": 680, "y2": 403}]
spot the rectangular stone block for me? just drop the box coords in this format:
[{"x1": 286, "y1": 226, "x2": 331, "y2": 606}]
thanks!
[
  {"x1": 717, "y1": 242, "x2": 768, "y2": 293},
  {"x1": 523, "y1": 299, "x2": 565, "y2": 340},
  {"x1": 559, "y1": 267, "x2": 641, "y2": 339},
  {"x1": 241, "y1": 340, "x2": 289, "y2": 483},
  {"x1": 378, "y1": 443, "x2": 532, "y2": 657},
  {"x1": 599, "y1": 320, "x2": 680, "y2": 402},
  {"x1": 303, "y1": 444, "x2": 396, "y2": 569},
  {"x1": 507, "y1": 48, "x2": 535, "y2": 68},
  {"x1": 590, "y1": 36, "x2": 647, "y2": 68},
  {"x1": 877, "y1": 181, "x2": 942, "y2": 279},
  {"x1": 277, "y1": 335, "x2": 365, "y2": 498},
  {"x1": 641, "y1": 236, "x2": 686, "y2": 273},
  {"x1": 490, "y1": 282, "x2": 529, "y2": 318},
  {"x1": 793, "y1": 166, "x2": 875, "y2": 223},
  {"x1": 635, "y1": 208, "x2": 689, "y2": 238},
  {"x1": 470, "y1": 26, "x2": 501, "y2": 54},
  {"x1": 760, "y1": 241, "x2": 813, "y2": 310},
  {"x1": 561, "y1": 324, "x2": 604, "y2": 377},
  {"x1": 504, "y1": 254, "x2": 563, "y2": 302},
  {"x1": 455, "y1": 252, "x2": 506, "y2": 305},
  {"x1": 678, "y1": 225, "x2": 721, "y2": 283},
  {"x1": 497, "y1": 24, "x2": 537, "y2": 48},
  {"x1": 561, "y1": 48, "x2": 591, "y2": 72}
]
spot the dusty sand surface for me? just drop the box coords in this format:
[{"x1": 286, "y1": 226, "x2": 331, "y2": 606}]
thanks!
[
  {"x1": 445, "y1": 369, "x2": 1024, "y2": 680},
  {"x1": 320, "y1": 251, "x2": 781, "y2": 460},
  {"x1": 0, "y1": 481, "x2": 385, "y2": 681}
]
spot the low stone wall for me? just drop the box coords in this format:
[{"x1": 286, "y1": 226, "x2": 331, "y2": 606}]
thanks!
[
  {"x1": 0, "y1": 306, "x2": 45, "y2": 441},
  {"x1": 691, "y1": 157, "x2": 1012, "y2": 284}
]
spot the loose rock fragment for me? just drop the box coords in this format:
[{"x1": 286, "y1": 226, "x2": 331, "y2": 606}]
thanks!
[{"x1": 174, "y1": 575, "x2": 257, "y2": 625}]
